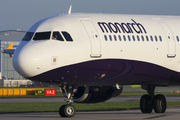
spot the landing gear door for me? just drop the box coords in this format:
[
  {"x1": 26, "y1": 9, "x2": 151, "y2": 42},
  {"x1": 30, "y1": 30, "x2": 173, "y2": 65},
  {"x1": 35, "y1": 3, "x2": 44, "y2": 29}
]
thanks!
[
  {"x1": 81, "y1": 20, "x2": 101, "y2": 57},
  {"x1": 159, "y1": 23, "x2": 176, "y2": 58}
]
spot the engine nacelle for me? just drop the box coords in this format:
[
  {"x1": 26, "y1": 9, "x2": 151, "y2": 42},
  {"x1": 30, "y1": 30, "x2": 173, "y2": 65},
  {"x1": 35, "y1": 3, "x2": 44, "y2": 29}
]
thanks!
[{"x1": 72, "y1": 85, "x2": 123, "y2": 103}]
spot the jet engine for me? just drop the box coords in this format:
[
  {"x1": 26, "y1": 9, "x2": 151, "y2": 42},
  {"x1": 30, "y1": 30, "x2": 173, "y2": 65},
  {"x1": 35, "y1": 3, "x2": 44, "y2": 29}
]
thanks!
[{"x1": 72, "y1": 85, "x2": 123, "y2": 103}]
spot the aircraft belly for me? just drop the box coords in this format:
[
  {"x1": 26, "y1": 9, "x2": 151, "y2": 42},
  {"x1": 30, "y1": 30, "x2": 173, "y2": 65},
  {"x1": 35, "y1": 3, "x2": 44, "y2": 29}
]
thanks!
[{"x1": 27, "y1": 59, "x2": 180, "y2": 86}]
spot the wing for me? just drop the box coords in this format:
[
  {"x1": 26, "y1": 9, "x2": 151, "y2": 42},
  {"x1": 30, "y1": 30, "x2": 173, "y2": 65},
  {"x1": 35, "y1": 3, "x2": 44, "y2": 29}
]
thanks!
[{"x1": 3, "y1": 43, "x2": 17, "y2": 57}]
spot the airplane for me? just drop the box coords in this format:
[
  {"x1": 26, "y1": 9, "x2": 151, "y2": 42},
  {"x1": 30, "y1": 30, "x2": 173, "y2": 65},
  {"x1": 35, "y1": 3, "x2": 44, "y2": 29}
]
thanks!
[{"x1": 5, "y1": 6, "x2": 180, "y2": 117}]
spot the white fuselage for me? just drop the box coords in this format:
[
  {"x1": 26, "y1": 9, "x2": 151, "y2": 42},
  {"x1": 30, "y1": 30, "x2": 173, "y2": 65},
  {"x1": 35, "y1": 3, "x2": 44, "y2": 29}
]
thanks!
[{"x1": 12, "y1": 13, "x2": 180, "y2": 86}]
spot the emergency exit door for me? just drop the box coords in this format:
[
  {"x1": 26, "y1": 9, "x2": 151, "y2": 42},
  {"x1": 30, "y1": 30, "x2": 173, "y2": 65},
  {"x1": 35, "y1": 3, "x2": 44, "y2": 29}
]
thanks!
[{"x1": 81, "y1": 20, "x2": 101, "y2": 57}]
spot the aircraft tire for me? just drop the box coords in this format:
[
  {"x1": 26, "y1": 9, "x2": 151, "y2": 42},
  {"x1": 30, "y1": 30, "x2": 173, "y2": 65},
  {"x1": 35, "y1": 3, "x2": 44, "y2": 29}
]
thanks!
[
  {"x1": 59, "y1": 104, "x2": 76, "y2": 117},
  {"x1": 59, "y1": 105, "x2": 66, "y2": 117},
  {"x1": 140, "y1": 94, "x2": 153, "y2": 113},
  {"x1": 153, "y1": 94, "x2": 166, "y2": 113}
]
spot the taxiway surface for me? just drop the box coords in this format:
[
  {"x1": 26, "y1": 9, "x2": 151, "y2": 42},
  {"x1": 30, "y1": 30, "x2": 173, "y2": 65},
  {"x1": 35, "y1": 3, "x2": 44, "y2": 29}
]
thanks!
[{"x1": 1, "y1": 106, "x2": 180, "y2": 120}]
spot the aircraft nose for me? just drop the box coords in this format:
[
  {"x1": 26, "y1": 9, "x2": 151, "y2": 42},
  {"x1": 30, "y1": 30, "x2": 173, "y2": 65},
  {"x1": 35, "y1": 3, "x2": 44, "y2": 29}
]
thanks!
[{"x1": 13, "y1": 46, "x2": 42, "y2": 78}]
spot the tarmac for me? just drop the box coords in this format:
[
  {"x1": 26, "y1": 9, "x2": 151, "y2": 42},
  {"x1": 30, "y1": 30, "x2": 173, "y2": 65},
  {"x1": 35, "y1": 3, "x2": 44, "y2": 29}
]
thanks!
[
  {"x1": 1, "y1": 86, "x2": 180, "y2": 119},
  {"x1": 1, "y1": 106, "x2": 180, "y2": 120}
]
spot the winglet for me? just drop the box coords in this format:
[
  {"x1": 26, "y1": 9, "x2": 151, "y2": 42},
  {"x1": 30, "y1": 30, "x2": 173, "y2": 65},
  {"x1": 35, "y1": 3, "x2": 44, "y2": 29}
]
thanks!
[
  {"x1": 68, "y1": 5, "x2": 72, "y2": 14},
  {"x1": 7, "y1": 43, "x2": 14, "y2": 49},
  {"x1": 7, "y1": 43, "x2": 14, "y2": 57}
]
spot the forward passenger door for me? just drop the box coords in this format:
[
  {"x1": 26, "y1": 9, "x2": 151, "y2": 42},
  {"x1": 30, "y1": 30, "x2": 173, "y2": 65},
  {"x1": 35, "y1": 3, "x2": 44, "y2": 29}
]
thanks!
[{"x1": 81, "y1": 20, "x2": 101, "y2": 57}]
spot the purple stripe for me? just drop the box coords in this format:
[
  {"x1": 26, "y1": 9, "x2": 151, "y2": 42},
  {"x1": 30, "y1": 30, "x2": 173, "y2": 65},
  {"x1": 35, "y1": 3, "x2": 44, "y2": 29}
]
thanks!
[{"x1": 27, "y1": 59, "x2": 180, "y2": 86}]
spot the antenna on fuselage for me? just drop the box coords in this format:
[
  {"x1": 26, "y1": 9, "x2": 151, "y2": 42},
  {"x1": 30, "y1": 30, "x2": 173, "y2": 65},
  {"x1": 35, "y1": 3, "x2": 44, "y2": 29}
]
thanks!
[{"x1": 68, "y1": 5, "x2": 72, "y2": 14}]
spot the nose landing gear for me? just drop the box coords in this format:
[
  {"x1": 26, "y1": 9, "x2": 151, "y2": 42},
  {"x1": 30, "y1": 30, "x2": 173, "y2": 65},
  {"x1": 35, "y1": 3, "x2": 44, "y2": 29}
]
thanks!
[
  {"x1": 140, "y1": 85, "x2": 166, "y2": 113},
  {"x1": 59, "y1": 104, "x2": 76, "y2": 117},
  {"x1": 59, "y1": 85, "x2": 76, "y2": 117}
]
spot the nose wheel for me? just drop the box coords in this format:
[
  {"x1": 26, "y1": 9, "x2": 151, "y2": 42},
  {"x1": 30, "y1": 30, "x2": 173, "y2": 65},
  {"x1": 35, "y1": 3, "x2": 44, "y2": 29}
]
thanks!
[{"x1": 59, "y1": 104, "x2": 76, "y2": 117}]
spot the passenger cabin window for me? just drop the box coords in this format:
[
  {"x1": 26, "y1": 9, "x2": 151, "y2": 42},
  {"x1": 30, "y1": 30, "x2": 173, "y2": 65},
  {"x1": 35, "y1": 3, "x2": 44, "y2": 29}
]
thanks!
[
  {"x1": 114, "y1": 35, "x2": 117, "y2": 41},
  {"x1": 22, "y1": 32, "x2": 34, "y2": 41},
  {"x1": 132, "y1": 35, "x2": 135, "y2": 41},
  {"x1": 137, "y1": 35, "x2": 140, "y2": 41},
  {"x1": 33, "y1": 31, "x2": 51, "y2": 40},
  {"x1": 141, "y1": 36, "x2": 144, "y2": 41},
  {"x1": 104, "y1": 35, "x2": 107, "y2": 41},
  {"x1": 177, "y1": 36, "x2": 179, "y2": 42},
  {"x1": 118, "y1": 35, "x2": 121, "y2": 41},
  {"x1": 109, "y1": 35, "x2": 112, "y2": 41},
  {"x1": 62, "y1": 32, "x2": 73, "y2": 41},
  {"x1": 146, "y1": 36, "x2": 149, "y2": 41},
  {"x1": 150, "y1": 36, "x2": 153, "y2": 41},
  {"x1": 52, "y1": 31, "x2": 64, "y2": 41},
  {"x1": 128, "y1": 35, "x2": 131, "y2": 41},
  {"x1": 159, "y1": 36, "x2": 162, "y2": 42},
  {"x1": 123, "y1": 35, "x2": 126, "y2": 41},
  {"x1": 155, "y1": 36, "x2": 158, "y2": 41}
]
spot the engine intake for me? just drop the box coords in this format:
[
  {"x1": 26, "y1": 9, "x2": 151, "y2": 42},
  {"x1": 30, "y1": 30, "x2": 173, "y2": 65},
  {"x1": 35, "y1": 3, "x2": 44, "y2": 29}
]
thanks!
[{"x1": 72, "y1": 85, "x2": 123, "y2": 103}]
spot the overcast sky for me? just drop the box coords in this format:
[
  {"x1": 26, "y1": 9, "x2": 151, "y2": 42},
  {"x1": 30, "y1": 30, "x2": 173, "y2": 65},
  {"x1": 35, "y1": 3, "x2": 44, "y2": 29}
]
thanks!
[{"x1": 0, "y1": 0, "x2": 180, "y2": 31}]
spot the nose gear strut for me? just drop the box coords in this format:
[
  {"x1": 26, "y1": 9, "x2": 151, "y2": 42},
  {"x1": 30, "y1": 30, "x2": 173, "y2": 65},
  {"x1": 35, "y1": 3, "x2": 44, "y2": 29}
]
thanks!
[{"x1": 59, "y1": 84, "x2": 76, "y2": 117}]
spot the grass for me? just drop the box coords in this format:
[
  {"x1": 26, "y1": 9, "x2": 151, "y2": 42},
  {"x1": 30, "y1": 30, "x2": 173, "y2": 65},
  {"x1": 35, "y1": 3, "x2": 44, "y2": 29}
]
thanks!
[
  {"x1": 0, "y1": 101, "x2": 180, "y2": 113},
  {"x1": 0, "y1": 86, "x2": 180, "y2": 113}
]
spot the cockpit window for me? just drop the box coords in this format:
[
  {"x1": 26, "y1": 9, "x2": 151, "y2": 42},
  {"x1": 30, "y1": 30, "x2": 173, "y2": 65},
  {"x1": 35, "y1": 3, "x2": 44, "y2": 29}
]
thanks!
[
  {"x1": 22, "y1": 32, "x2": 34, "y2": 41},
  {"x1": 52, "y1": 31, "x2": 64, "y2": 41},
  {"x1": 33, "y1": 31, "x2": 51, "y2": 40},
  {"x1": 62, "y1": 32, "x2": 73, "y2": 41}
]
